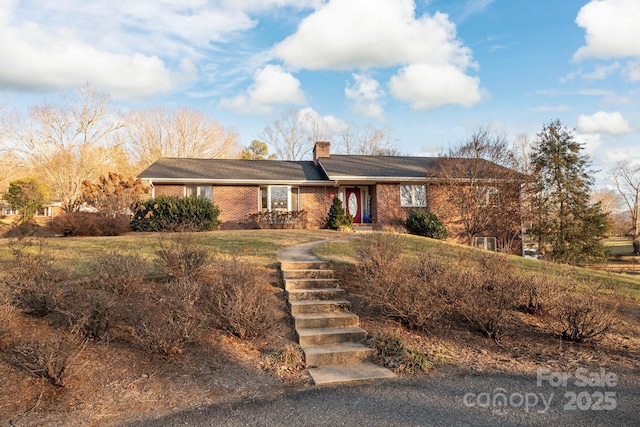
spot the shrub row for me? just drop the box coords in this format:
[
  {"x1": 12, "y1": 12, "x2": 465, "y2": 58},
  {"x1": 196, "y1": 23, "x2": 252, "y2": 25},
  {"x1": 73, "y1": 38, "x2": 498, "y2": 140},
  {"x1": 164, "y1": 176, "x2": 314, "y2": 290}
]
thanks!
[
  {"x1": 0, "y1": 236, "x2": 276, "y2": 385},
  {"x1": 353, "y1": 233, "x2": 617, "y2": 344}
]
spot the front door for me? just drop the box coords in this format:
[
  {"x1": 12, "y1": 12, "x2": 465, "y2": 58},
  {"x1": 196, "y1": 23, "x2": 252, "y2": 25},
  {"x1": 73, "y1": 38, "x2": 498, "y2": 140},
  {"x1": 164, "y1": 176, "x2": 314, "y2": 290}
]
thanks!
[{"x1": 345, "y1": 188, "x2": 362, "y2": 224}]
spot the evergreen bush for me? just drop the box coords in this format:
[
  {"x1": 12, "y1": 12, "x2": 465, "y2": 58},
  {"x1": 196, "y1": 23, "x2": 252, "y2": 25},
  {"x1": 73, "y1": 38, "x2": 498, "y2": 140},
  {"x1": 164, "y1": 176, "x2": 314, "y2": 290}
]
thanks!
[
  {"x1": 131, "y1": 195, "x2": 220, "y2": 232},
  {"x1": 326, "y1": 196, "x2": 353, "y2": 230},
  {"x1": 406, "y1": 209, "x2": 448, "y2": 239}
]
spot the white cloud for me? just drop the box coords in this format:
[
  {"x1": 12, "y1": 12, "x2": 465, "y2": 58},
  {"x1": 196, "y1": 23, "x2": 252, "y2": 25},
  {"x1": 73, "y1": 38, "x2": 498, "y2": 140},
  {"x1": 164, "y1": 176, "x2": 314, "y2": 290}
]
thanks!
[
  {"x1": 273, "y1": 0, "x2": 481, "y2": 110},
  {"x1": 574, "y1": 133, "x2": 603, "y2": 156},
  {"x1": 574, "y1": 0, "x2": 640, "y2": 61},
  {"x1": 389, "y1": 63, "x2": 481, "y2": 111},
  {"x1": 222, "y1": 0, "x2": 323, "y2": 11},
  {"x1": 345, "y1": 74, "x2": 385, "y2": 120},
  {"x1": 298, "y1": 107, "x2": 347, "y2": 137},
  {"x1": 576, "y1": 111, "x2": 634, "y2": 135},
  {"x1": 218, "y1": 65, "x2": 306, "y2": 115},
  {"x1": 532, "y1": 105, "x2": 572, "y2": 112},
  {"x1": 0, "y1": 6, "x2": 174, "y2": 99},
  {"x1": 0, "y1": 0, "x2": 257, "y2": 99},
  {"x1": 275, "y1": 0, "x2": 473, "y2": 70}
]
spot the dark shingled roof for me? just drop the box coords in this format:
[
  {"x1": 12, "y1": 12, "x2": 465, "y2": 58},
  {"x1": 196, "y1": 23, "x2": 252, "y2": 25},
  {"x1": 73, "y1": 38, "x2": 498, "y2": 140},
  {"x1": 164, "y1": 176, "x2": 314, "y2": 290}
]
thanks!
[
  {"x1": 138, "y1": 155, "x2": 523, "y2": 184},
  {"x1": 138, "y1": 158, "x2": 327, "y2": 182},
  {"x1": 319, "y1": 155, "x2": 519, "y2": 181},
  {"x1": 319, "y1": 155, "x2": 438, "y2": 178}
]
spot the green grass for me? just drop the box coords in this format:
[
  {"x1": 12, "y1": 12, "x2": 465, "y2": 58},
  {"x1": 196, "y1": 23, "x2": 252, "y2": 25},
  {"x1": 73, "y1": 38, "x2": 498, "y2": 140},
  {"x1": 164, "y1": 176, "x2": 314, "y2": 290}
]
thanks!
[
  {"x1": 314, "y1": 233, "x2": 640, "y2": 301},
  {"x1": 604, "y1": 237, "x2": 634, "y2": 256},
  {"x1": 0, "y1": 229, "x2": 347, "y2": 276}
]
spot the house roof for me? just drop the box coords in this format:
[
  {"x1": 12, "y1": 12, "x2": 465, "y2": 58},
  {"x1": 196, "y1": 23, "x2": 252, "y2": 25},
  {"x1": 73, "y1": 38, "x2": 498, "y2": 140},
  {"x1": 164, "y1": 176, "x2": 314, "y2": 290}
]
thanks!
[
  {"x1": 319, "y1": 155, "x2": 438, "y2": 180},
  {"x1": 318, "y1": 155, "x2": 522, "y2": 182},
  {"x1": 137, "y1": 155, "x2": 523, "y2": 185},
  {"x1": 137, "y1": 158, "x2": 327, "y2": 184}
]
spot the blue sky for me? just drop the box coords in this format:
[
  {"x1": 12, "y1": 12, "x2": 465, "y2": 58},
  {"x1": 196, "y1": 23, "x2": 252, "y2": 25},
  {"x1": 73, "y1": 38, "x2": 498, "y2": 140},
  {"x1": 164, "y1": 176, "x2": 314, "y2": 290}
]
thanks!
[{"x1": 0, "y1": 0, "x2": 638, "y2": 187}]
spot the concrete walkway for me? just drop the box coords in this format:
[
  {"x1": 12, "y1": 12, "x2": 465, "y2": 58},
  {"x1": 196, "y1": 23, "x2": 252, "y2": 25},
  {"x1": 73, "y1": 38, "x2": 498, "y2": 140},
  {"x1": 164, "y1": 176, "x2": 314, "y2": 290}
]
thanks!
[
  {"x1": 278, "y1": 239, "x2": 336, "y2": 262},
  {"x1": 278, "y1": 236, "x2": 395, "y2": 385}
]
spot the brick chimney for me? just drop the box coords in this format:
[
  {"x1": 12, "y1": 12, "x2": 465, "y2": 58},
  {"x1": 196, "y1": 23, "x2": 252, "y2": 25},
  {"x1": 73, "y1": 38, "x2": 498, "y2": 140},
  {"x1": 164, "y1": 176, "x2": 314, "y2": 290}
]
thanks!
[{"x1": 313, "y1": 141, "x2": 331, "y2": 164}]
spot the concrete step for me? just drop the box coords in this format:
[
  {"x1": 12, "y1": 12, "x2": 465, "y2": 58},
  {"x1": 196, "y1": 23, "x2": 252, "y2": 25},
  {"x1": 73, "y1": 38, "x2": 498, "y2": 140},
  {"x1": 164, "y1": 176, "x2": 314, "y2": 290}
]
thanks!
[
  {"x1": 296, "y1": 326, "x2": 366, "y2": 346},
  {"x1": 303, "y1": 342, "x2": 375, "y2": 366},
  {"x1": 287, "y1": 288, "x2": 345, "y2": 302},
  {"x1": 284, "y1": 278, "x2": 340, "y2": 290},
  {"x1": 282, "y1": 269, "x2": 335, "y2": 280},
  {"x1": 280, "y1": 261, "x2": 330, "y2": 271},
  {"x1": 308, "y1": 362, "x2": 396, "y2": 385},
  {"x1": 294, "y1": 312, "x2": 360, "y2": 329},
  {"x1": 289, "y1": 300, "x2": 351, "y2": 314}
]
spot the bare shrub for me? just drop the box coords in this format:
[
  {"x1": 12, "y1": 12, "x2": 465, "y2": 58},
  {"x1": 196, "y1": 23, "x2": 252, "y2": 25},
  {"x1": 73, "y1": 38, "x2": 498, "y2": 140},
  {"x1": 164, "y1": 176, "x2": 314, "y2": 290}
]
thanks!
[
  {"x1": 262, "y1": 345, "x2": 306, "y2": 377},
  {"x1": 545, "y1": 292, "x2": 618, "y2": 342},
  {"x1": 203, "y1": 257, "x2": 275, "y2": 339},
  {"x1": 5, "y1": 239, "x2": 69, "y2": 316},
  {"x1": 12, "y1": 334, "x2": 86, "y2": 387},
  {"x1": 135, "y1": 301, "x2": 203, "y2": 357},
  {"x1": 356, "y1": 232, "x2": 404, "y2": 278},
  {"x1": 154, "y1": 233, "x2": 212, "y2": 281},
  {"x1": 356, "y1": 247, "x2": 443, "y2": 331},
  {"x1": 89, "y1": 250, "x2": 148, "y2": 295},
  {"x1": 61, "y1": 288, "x2": 114, "y2": 340},
  {"x1": 367, "y1": 332, "x2": 431, "y2": 374},
  {"x1": 49, "y1": 211, "x2": 131, "y2": 236},
  {"x1": 448, "y1": 252, "x2": 524, "y2": 342},
  {"x1": 517, "y1": 272, "x2": 567, "y2": 315},
  {"x1": 0, "y1": 286, "x2": 16, "y2": 351}
]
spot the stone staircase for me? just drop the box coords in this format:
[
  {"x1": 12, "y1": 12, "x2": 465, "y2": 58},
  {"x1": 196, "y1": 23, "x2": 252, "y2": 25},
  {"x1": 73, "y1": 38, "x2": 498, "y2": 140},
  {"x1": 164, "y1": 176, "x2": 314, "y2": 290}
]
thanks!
[{"x1": 281, "y1": 260, "x2": 395, "y2": 385}]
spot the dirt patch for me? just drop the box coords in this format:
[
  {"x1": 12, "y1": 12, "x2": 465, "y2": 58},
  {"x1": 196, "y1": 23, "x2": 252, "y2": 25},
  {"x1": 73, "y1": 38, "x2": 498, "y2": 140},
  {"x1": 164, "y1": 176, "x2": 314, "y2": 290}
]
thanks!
[
  {"x1": 0, "y1": 275, "x2": 312, "y2": 427},
  {"x1": 338, "y1": 265, "x2": 640, "y2": 386}
]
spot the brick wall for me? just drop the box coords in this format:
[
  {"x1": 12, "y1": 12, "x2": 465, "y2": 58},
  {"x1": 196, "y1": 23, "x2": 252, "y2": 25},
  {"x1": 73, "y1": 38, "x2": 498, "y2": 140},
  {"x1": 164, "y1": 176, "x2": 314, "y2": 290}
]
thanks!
[
  {"x1": 300, "y1": 186, "x2": 333, "y2": 228},
  {"x1": 213, "y1": 185, "x2": 258, "y2": 230},
  {"x1": 372, "y1": 183, "x2": 409, "y2": 229},
  {"x1": 154, "y1": 185, "x2": 183, "y2": 198}
]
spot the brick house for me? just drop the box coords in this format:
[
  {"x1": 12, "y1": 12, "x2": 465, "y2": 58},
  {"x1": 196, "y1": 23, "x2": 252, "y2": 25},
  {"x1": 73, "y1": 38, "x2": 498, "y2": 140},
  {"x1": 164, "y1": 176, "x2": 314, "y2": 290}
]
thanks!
[
  {"x1": 0, "y1": 201, "x2": 63, "y2": 225},
  {"x1": 138, "y1": 141, "x2": 524, "y2": 253}
]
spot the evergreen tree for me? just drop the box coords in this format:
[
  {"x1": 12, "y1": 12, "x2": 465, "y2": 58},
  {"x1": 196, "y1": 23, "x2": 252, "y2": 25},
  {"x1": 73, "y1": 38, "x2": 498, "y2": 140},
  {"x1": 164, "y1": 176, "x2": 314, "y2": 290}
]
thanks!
[
  {"x1": 3, "y1": 178, "x2": 50, "y2": 224},
  {"x1": 326, "y1": 196, "x2": 352, "y2": 230},
  {"x1": 530, "y1": 120, "x2": 608, "y2": 263}
]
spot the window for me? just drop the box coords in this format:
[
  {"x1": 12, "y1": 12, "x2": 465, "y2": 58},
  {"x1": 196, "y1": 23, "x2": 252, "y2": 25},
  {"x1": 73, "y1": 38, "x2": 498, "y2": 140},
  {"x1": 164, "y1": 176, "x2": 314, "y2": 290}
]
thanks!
[
  {"x1": 400, "y1": 184, "x2": 426, "y2": 207},
  {"x1": 478, "y1": 186, "x2": 499, "y2": 207},
  {"x1": 259, "y1": 186, "x2": 300, "y2": 211},
  {"x1": 2, "y1": 207, "x2": 17, "y2": 216},
  {"x1": 185, "y1": 185, "x2": 212, "y2": 201},
  {"x1": 475, "y1": 237, "x2": 497, "y2": 251},
  {"x1": 36, "y1": 207, "x2": 53, "y2": 217}
]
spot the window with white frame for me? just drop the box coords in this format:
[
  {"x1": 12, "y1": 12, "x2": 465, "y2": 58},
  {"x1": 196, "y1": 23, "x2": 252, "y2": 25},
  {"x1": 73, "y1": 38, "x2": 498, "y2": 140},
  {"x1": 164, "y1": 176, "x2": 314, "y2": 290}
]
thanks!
[
  {"x1": 185, "y1": 185, "x2": 212, "y2": 201},
  {"x1": 475, "y1": 237, "x2": 497, "y2": 251},
  {"x1": 478, "y1": 186, "x2": 499, "y2": 207},
  {"x1": 260, "y1": 186, "x2": 300, "y2": 211},
  {"x1": 36, "y1": 207, "x2": 53, "y2": 217},
  {"x1": 2, "y1": 207, "x2": 17, "y2": 216},
  {"x1": 400, "y1": 184, "x2": 426, "y2": 207}
]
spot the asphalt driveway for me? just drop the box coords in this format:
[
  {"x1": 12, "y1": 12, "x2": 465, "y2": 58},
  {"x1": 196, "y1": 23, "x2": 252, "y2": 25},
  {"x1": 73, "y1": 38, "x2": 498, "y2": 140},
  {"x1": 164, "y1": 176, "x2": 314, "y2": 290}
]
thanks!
[{"x1": 124, "y1": 366, "x2": 639, "y2": 427}]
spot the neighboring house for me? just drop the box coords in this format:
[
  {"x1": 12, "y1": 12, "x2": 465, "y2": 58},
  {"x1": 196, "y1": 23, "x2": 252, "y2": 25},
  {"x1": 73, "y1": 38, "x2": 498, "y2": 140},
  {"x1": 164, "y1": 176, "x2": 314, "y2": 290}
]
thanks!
[
  {"x1": 0, "y1": 201, "x2": 63, "y2": 225},
  {"x1": 137, "y1": 141, "x2": 524, "y2": 253}
]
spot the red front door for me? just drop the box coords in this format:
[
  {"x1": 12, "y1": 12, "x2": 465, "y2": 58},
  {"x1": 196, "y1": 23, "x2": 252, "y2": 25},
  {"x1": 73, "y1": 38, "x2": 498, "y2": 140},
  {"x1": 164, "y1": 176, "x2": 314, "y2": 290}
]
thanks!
[{"x1": 345, "y1": 188, "x2": 362, "y2": 224}]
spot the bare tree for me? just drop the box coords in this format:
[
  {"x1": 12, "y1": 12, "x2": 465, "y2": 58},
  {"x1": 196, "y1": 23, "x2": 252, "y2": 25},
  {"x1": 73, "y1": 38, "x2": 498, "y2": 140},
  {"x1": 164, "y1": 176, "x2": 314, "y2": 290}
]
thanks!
[
  {"x1": 435, "y1": 127, "x2": 523, "y2": 251},
  {"x1": 261, "y1": 108, "x2": 314, "y2": 160},
  {"x1": 592, "y1": 187, "x2": 623, "y2": 238},
  {"x1": 337, "y1": 123, "x2": 399, "y2": 155},
  {"x1": 5, "y1": 85, "x2": 125, "y2": 210},
  {"x1": 125, "y1": 107, "x2": 240, "y2": 169},
  {"x1": 611, "y1": 161, "x2": 640, "y2": 254}
]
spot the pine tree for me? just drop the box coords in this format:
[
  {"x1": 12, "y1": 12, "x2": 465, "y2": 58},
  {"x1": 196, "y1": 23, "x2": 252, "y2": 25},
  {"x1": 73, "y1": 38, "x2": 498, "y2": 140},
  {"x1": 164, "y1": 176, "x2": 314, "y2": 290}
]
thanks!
[
  {"x1": 326, "y1": 196, "x2": 353, "y2": 230},
  {"x1": 530, "y1": 120, "x2": 608, "y2": 263}
]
